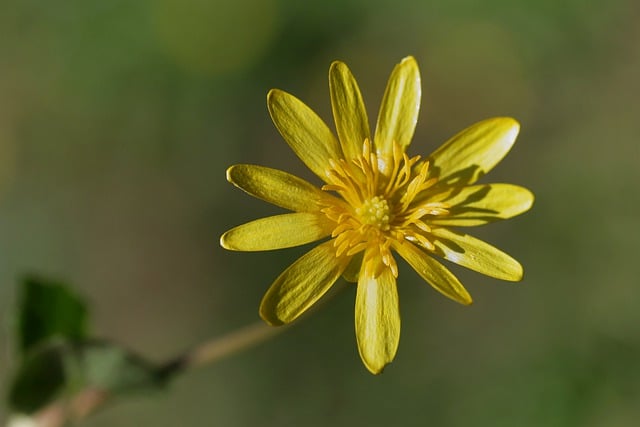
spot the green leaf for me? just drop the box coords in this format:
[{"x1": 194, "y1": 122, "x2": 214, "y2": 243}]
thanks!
[
  {"x1": 10, "y1": 278, "x2": 165, "y2": 415},
  {"x1": 78, "y1": 340, "x2": 163, "y2": 394},
  {"x1": 8, "y1": 339, "x2": 164, "y2": 414},
  {"x1": 8, "y1": 340, "x2": 68, "y2": 414},
  {"x1": 18, "y1": 276, "x2": 88, "y2": 354}
]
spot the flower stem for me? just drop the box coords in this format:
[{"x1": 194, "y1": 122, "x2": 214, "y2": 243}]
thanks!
[
  {"x1": 14, "y1": 320, "x2": 289, "y2": 427},
  {"x1": 14, "y1": 281, "x2": 350, "y2": 427},
  {"x1": 157, "y1": 320, "x2": 289, "y2": 381}
]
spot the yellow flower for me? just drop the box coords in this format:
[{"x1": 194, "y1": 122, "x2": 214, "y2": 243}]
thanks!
[{"x1": 220, "y1": 56, "x2": 534, "y2": 374}]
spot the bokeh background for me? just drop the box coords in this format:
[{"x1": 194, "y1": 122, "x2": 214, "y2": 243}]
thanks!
[{"x1": 1, "y1": 0, "x2": 639, "y2": 425}]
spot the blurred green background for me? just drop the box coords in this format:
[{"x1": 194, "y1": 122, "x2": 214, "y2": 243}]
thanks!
[{"x1": 1, "y1": 0, "x2": 639, "y2": 425}]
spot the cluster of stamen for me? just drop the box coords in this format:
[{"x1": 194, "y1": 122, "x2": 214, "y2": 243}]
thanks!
[
  {"x1": 355, "y1": 196, "x2": 391, "y2": 230},
  {"x1": 321, "y1": 140, "x2": 450, "y2": 278}
]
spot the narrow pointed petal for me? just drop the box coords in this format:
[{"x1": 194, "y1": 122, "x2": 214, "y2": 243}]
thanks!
[
  {"x1": 428, "y1": 184, "x2": 534, "y2": 226},
  {"x1": 355, "y1": 259, "x2": 400, "y2": 374},
  {"x1": 374, "y1": 56, "x2": 421, "y2": 157},
  {"x1": 260, "y1": 241, "x2": 349, "y2": 326},
  {"x1": 428, "y1": 118, "x2": 520, "y2": 187},
  {"x1": 329, "y1": 61, "x2": 371, "y2": 161},
  {"x1": 430, "y1": 228, "x2": 523, "y2": 281},
  {"x1": 393, "y1": 241, "x2": 472, "y2": 305},
  {"x1": 220, "y1": 213, "x2": 334, "y2": 251},
  {"x1": 227, "y1": 164, "x2": 337, "y2": 212},
  {"x1": 267, "y1": 89, "x2": 342, "y2": 180}
]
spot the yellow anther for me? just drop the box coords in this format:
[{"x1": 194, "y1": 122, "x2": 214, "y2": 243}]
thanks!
[{"x1": 356, "y1": 196, "x2": 392, "y2": 230}]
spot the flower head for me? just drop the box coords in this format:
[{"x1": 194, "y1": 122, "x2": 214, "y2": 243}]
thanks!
[{"x1": 220, "y1": 57, "x2": 534, "y2": 374}]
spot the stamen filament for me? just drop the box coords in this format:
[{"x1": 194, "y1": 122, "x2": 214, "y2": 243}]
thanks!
[{"x1": 321, "y1": 140, "x2": 447, "y2": 276}]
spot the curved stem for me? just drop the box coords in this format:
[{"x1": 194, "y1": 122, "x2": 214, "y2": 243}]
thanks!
[
  {"x1": 187, "y1": 321, "x2": 290, "y2": 369},
  {"x1": 13, "y1": 321, "x2": 289, "y2": 427},
  {"x1": 12, "y1": 281, "x2": 351, "y2": 427},
  {"x1": 157, "y1": 320, "x2": 290, "y2": 381}
]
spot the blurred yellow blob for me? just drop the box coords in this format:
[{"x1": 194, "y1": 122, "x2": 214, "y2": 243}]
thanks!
[{"x1": 152, "y1": 0, "x2": 279, "y2": 76}]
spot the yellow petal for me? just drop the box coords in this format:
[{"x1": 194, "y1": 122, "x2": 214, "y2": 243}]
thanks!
[
  {"x1": 342, "y1": 251, "x2": 363, "y2": 283},
  {"x1": 220, "y1": 212, "x2": 334, "y2": 251},
  {"x1": 428, "y1": 184, "x2": 534, "y2": 226},
  {"x1": 355, "y1": 258, "x2": 400, "y2": 375},
  {"x1": 226, "y1": 164, "x2": 335, "y2": 212},
  {"x1": 267, "y1": 89, "x2": 342, "y2": 180},
  {"x1": 374, "y1": 56, "x2": 421, "y2": 158},
  {"x1": 259, "y1": 241, "x2": 349, "y2": 325},
  {"x1": 329, "y1": 61, "x2": 371, "y2": 161},
  {"x1": 430, "y1": 228, "x2": 523, "y2": 281},
  {"x1": 393, "y1": 241, "x2": 472, "y2": 305},
  {"x1": 428, "y1": 117, "x2": 520, "y2": 187}
]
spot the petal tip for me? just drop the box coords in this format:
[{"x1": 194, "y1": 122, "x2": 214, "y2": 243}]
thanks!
[
  {"x1": 502, "y1": 116, "x2": 520, "y2": 126},
  {"x1": 504, "y1": 261, "x2": 524, "y2": 282},
  {"x1": 361, "y1": 356, "x2": 391, "y2": 375},
  {"x1": 266, "y1": 89, "x2": 284, "y2": 112},
  {"x1": 259, "y1": 304, "x2": 286, "y2": 326},
  {"x1": 513, "y1": 267, "x2": 525, "y2": 282},
  {"x1": 225, "y1": 165, "x2": 237, "y2": 183},
  {"x1": 499, "y1": 117, "x2": 521, "y2": 139},
  {"x1": 400, "y1": 55, "x2": 417, "y2": 65},
  {"x1": 219, "y1": 232, "x2": 230, "y2": 249},
  {"x1": 266, "y1": 88, "x2": 279, "y2": 100},
  {"x1": 484, "y1": 116, "x2": 520, "y2": 137},
  {"x1": 219, "y1": 230, "x2": 243, "y2": 251},
  {"x1": 329, "y1": 59, "x2": 347, "y2": 72},
  {"x1": 366, "y1": 364, "x2": 386, "y2": 375},
  {"x1": 456, "y1": 287, "x2": 473, "y2": 306},
  {"x1": 523, "y1": 188, "x2": 535, "y2": 211}
]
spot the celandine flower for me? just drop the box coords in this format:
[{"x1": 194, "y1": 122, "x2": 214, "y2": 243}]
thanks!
[{"x1": 220, "y1": 56, "x2": 534, "y2": 374}]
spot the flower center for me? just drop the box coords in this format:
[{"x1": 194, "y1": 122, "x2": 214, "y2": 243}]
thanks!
[
  {"x1": 321, "y1": 139, "x2": 450, "y2": 277},
  {"x1": 356, "y1": 196, "x2": 391, "y2": 231}
]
